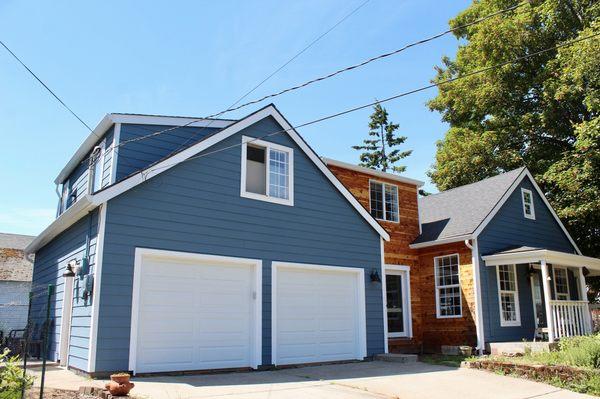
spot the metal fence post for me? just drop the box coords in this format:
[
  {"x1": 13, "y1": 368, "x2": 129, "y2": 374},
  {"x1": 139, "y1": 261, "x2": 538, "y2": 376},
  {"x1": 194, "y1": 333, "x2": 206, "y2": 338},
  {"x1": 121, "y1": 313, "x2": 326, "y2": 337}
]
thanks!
[{"x1": 39, "y1": 284, "x2": 55, "y2": 399}]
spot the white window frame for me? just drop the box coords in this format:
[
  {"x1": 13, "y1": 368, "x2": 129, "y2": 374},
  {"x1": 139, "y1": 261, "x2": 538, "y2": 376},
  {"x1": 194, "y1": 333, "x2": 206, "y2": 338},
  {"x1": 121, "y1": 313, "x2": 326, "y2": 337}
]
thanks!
[
  {"x1": 240, "y1": 136, "x2": 294, "y2": 206},
  {"x1": 496, "y1": 264, "x2": 521, "y2": 327},
  {"x1": 385, "y1": 264, "x2": 412, "y2": 338},
  {"x1": 521, "y1": 188, "x2": 535, "y2": 220},
  {"x1": 552, "y1": 266, "x2": 570, "y2": 301},
  {"x1": 368, "y1": 179, "x2": 399, "y2": 223},
  {"x1": 434, "y1": 254, "x2": 462, "y2": 319},
  {"x1": 88, "y1": 141, "x2": 106, "y2": 194}
]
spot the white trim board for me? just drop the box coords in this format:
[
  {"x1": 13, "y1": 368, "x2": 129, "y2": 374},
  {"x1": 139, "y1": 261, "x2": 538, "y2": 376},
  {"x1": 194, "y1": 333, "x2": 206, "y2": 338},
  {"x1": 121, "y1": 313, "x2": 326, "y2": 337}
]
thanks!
[
  {"x1": 271, "y1": 261, "x2": 367, "y2": 366},
  {"x1": 322, "y1": 157, "x2": 425, "y2": 187},
  {"x1": 128, "y1": 248, "x2": 262, "y2": 375}
]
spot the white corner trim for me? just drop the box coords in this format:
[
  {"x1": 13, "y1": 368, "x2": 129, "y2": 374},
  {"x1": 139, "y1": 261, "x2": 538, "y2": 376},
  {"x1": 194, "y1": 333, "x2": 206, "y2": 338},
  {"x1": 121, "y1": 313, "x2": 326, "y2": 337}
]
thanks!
[
  {"x1": 496, "y1": 264, "x2": 521, "y2": 327},
  {"x1": 409, "y1": 234, "x2": 472, "y2": 249},
  {"x1": 109, "y1": 123, "x2": 121, "y2": 186},
  {"x1": 240, "y1": 136, "x2": 294, "y2": 207},
  {"x1": 128, "y1": 248, "x2": 262, "y2": 374},
  {"x1": 271, "y1": 261, "x2": 367, "y2": 365},
  {"x1": 470, "y1": 238, "x2": 486, "y2": 354},
  {"x1": 472, "y1": 169, "x2": 581, "y2": 255},
  {"x1": 322, "y1": 157, "x2": 425, "y2": 187},
  {"x1": 87, "y1": 203, "x2": 107, "y2": 373},
  {"x1": 380, "y1": 238, "x2": 388, "y2": 353}
]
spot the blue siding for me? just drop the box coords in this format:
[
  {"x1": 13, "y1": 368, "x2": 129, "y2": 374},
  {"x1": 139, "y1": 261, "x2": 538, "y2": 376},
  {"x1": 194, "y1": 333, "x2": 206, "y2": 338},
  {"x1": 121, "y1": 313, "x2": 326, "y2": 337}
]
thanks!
[
  {"x1": 95, "y1": 116, "x2": 383, "y2": 372},
  {"x1": 115, "y1": 124, "x2": 221, "y2": 181},
  {"x1": 31, "y1": 211, "x2": 98, "y2": 371},
  {"x1": 478, "y1": 176, "x2": 577, "y2": 343}
]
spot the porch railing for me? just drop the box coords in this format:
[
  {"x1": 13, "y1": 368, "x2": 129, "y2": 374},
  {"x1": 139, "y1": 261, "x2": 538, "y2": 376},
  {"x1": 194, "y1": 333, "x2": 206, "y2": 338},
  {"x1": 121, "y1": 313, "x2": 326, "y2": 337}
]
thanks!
[{"x1": 549, "y1": 300, "x2": 592, "y2": 339}]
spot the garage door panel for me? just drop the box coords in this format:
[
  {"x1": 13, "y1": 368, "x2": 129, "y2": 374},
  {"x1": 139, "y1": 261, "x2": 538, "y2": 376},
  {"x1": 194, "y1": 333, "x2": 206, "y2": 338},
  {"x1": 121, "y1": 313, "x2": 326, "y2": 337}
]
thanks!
[
  {"x1": 134, "y1": 253, "x2": 258, "y2": 373},
  {"x1": 274, "y1": 265, "x2": 365, "y2": 366}
]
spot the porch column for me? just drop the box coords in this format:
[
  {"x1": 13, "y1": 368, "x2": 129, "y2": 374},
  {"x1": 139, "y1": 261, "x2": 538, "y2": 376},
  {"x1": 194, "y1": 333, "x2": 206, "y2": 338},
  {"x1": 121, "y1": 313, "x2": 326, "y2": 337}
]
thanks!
[
  {"x1": 541, "y1": 260, "x2": 555, "y2": 342},
  {"x1": 578, "y1": 267, "x2": 593, "y2": 334}
]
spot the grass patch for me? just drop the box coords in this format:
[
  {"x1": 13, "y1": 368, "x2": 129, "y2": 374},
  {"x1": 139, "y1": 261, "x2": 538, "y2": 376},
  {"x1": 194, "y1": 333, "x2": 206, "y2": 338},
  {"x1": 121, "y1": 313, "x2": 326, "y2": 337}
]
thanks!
[{"x1": 419, "y1": 354, "x2": 469, "y2": 368}]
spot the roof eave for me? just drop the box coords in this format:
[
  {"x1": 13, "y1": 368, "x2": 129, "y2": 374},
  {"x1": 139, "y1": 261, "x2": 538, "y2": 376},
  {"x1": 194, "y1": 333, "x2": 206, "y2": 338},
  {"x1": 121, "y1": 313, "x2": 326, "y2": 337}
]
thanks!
[
  {"x1": 409, "y1": 234, "x2": 473, "y2": 249},
  {"x1": 321, "y1": 158, "x2": 425, "y2": 187}
]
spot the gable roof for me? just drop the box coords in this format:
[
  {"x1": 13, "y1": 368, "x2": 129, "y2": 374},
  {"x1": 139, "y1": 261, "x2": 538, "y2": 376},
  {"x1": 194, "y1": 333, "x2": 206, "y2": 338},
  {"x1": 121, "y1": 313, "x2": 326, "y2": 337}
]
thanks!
[
  {"x1": 410, "y1": 167, "x2": 580, "y2": 254},
  {"x1": 27, "y1": 105, "x2": 390, "y2": 254}
]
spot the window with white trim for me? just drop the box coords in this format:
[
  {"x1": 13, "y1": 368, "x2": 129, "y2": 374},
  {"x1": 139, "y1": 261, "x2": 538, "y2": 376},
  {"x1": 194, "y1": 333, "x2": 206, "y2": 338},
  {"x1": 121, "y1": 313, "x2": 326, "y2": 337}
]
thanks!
[
  {"x1": 521, "y1": 188, "x2": 535, "y2": 219},
  {"x1": 434, "y1": 254, "x2": 462, "y2": 318},
  {"x1": 370, "y1": 181, "x2": 399, "y2": 222},
  {"x1": 241, "y1": 137, "x2": 293, "y2": 206},
  {"x1": 89, "y1": 143, "x2": 105, "y2": 194},
  {"x1": 496, "y1": 264, "x2": 521, "y2": 326},
  {"x1": 553, "y1": 267, "x2": 570, "y2": 301}
]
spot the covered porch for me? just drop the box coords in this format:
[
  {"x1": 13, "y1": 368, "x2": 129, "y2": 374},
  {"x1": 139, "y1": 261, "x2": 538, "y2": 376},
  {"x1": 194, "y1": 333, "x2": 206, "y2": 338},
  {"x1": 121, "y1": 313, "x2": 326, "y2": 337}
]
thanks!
[{"x1": 482, "y1": 247, "x2": 600, "y2": 343}]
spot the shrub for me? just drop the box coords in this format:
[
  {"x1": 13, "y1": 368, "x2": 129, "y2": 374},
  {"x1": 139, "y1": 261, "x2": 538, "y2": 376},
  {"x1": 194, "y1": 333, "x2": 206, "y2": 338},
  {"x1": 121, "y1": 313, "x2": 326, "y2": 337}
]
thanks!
[
  {"x1": 0, "y1": 349, "x2": 34, "y2": 399},
  {"x1": 558, "y1": 334, "x2": 600, "y2": 369}
]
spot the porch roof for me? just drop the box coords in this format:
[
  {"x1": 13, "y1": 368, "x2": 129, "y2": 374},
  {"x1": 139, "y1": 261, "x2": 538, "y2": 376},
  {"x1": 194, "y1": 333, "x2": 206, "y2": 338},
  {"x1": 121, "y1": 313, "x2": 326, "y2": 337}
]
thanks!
[{"x1": 481, "y1": 246, "x2": 600, "y2": 275}]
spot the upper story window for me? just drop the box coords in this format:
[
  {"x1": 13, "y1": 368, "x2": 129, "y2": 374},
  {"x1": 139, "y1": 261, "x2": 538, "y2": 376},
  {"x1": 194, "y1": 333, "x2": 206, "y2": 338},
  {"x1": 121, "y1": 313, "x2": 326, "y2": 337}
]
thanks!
[
  {"x1": 240, "y1": 136, "x2": 294, "y2": 206},
  {"x1": 521, "y1": 188, "x2": 535, "y2": 220},
  {"x1": 369, "y1": 181, "x2": 399, "y2": 222},
  {"x1": 60, "y1": 180, "x2": 70, "y2": 215},
  {"x1": 434, "y1": 254, "x2": 462, "y2": 318},
  {"x1": 553, "y1": 267, "x2": 570, "y2": 301},
  {"x1": 89, "y1": 143, "x2": 105, "y2": 194},
  {"x1": 496, "y1": 264, "x2": 521, "y2": 326}
]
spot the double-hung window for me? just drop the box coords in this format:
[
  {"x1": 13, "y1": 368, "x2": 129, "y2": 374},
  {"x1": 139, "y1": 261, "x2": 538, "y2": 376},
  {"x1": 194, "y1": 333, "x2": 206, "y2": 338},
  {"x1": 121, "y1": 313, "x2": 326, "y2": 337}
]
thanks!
[
  {"x1": 521, "y1": 188, "x2": 535, "y2": 219},
  {"x1": 553, "y1": 267, "x2": 570, "y2": 301},
  {"x1": 434, "y1": 254, "x2": 462, "y2": 318},
  {"x1": 241, "y1": 136, "x2": 294, "y2": 206},
  {"x1": 496, "y1": 264, "x2": 521, "y2": 326},
  {"x1": 369, "y1": 181, "x2": 399, "y2": 222}
]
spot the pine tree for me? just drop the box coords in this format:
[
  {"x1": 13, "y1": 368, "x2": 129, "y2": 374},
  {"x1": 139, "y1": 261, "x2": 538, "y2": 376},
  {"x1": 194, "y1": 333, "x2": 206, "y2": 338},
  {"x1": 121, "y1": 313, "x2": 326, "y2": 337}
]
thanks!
[{"x1": 352, "y1": 103, "x2": 412, "y2": 173}]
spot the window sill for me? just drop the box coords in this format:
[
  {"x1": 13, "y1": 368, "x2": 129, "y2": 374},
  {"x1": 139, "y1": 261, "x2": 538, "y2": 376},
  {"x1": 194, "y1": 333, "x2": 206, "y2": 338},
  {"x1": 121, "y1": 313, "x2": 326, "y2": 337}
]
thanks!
[
  {"x1": 500, "y1": 322, "x2": 522, "y2": 327},
  {"x1": 435, "y1": 314, "x2": 463, "y2": 319},
  {"x1": 375, "y1": 218, "x2": 400, "y2": 224},
  {"x1": 241, "y1": 191, "x2": 293, "y2": 206}
]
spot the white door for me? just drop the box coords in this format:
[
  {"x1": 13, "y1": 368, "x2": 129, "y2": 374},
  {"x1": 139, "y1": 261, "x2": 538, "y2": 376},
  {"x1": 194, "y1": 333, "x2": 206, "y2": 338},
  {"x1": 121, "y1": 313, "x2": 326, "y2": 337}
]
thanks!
[
  {"x1": 131, "y1": 250, "x2": 261, "y2": 374},
  {"x1": 272, "y1": 263, "x2": 366, "y2": 366}
]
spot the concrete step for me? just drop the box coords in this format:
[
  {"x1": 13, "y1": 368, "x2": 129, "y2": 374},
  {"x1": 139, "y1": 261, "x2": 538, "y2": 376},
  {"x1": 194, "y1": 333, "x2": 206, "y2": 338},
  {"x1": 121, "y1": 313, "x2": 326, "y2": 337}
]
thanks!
[{"x1": 375, "y1": 353, "x2": 418, "y2": 363}]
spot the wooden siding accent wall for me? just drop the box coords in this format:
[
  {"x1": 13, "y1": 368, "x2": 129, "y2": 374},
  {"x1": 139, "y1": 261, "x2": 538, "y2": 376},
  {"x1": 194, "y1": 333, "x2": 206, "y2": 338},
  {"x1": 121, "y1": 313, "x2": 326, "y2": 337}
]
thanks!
[
  {"x1": 327, "y1": 165, "x2": 423, "y2": 352},
  {"x1": 417, "y1": 242, "x2": 477, "y2": 352}
]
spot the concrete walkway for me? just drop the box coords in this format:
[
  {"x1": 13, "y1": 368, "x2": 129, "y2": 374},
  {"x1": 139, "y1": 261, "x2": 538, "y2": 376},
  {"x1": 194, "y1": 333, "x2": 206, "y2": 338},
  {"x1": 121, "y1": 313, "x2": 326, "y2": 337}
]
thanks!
[{"x1": 28, "y1": 361, "x2": 594, "y2": 399}]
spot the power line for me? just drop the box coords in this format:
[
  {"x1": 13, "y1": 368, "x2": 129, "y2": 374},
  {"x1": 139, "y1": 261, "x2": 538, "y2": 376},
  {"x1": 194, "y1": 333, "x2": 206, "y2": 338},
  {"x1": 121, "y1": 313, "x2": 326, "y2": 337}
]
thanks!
[
  {"x1": 141, "y1": 32, "x2": 599, "y2": 178},
  {"x1": 111, "y1": 0, "x2": 529, "y2": 152},
  {"x1": 0, "y1": 39, "x2": 94, "y2": 133}
]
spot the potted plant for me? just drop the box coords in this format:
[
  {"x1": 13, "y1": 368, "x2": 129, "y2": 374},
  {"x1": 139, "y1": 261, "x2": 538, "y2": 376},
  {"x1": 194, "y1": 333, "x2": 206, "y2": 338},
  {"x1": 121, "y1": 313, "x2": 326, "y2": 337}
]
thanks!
[{"x1": 105, "y1": 372, "x2": 135, "y2": 396}]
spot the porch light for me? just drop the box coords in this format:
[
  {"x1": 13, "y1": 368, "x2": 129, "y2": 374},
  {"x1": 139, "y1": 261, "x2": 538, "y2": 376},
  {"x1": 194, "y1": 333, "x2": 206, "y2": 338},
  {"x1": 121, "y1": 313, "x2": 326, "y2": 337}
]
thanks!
[
  {"x1": 63, "y1": 259, "x2": 78, "y2": 278},
  {"x1": 370, "y1": 269, "x2": 381, "y2": 282},
  {"x1": 527, "y1": 264, "x2": 536, "y2": 277}
]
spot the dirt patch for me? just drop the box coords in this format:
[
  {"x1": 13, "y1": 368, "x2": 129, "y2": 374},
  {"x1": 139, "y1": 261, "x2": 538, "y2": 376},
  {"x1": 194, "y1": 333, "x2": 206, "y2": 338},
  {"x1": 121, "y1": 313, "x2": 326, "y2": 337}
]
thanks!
[{"x1": 24, "y1": 388, "x2": 98, "y2": 399}]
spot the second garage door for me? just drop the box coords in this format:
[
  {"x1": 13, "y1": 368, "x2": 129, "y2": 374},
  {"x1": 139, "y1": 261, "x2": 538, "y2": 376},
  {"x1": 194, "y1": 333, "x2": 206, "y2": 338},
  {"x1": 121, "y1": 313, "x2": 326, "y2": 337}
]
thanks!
[{"x1": 272, "y1": 262, "x2": 366, "y2": 365}]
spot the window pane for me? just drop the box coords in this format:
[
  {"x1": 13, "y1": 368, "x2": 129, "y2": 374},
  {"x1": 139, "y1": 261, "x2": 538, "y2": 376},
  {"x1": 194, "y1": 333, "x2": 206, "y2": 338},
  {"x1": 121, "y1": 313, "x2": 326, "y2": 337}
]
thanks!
[
  {"x1": 268, "y1": 149, "x2": 289, "y2": 199},
  {"x1": 438, "y1": 286, "x2": 461, "y2": 316},
  {"x1": 501, "y1": 292, "x2": 517, "y2": 322},
  {"x1": 385, "y1": 185, "x2": 399, "y2": 222},
  {"x1": 370, "y1": 182, "x2": 384, "y2": 220},
  {"x1": 435, "y1": 255, "x2": 461, "y2": 316},
  {"x1": 386, "y1": 274, "x2": 404, "y2": 333},
  {"x1": 554, "y1": 268, "x2": 569, "y2": 298},
  {"x1": 246, "y1": 145, "x2": 266, "y2": 194}
]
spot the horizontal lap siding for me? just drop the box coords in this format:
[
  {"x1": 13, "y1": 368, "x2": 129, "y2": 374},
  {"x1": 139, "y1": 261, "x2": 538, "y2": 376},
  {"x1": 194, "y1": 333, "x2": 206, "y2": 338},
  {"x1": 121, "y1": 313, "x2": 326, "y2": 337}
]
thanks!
[
  {"x1": 31, "y1": 211, "x2": 98, "y2": 371},
  {"x1": 97, "y1": 116, "x2": 383, "y2": 372},
  {"x1": 115, "y1": 124, "x2": 221, "y2": 181},
  {"x1": 478, "y1": 177, "x2": 577, "y2": 343}
]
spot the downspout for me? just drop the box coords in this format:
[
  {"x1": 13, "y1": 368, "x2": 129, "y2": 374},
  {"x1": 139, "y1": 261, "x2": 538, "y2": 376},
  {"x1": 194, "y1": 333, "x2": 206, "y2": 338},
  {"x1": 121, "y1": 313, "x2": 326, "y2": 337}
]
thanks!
[{"x1": 465, "y1": 238, "x2": 486, "y2": 355}]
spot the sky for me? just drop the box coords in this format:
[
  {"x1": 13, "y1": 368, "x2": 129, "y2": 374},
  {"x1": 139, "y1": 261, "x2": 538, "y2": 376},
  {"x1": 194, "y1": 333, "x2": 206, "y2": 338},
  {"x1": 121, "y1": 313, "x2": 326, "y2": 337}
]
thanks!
[{"x1": 0, "y1": 0, "x2": 470, "y2": 236}]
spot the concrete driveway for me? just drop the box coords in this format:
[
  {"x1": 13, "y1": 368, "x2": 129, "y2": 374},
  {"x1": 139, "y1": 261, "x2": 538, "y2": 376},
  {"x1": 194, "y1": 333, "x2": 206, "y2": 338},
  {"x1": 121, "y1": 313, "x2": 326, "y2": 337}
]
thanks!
[{"x1": 29, "y1": 361, "x2": 594, "y2": 399}]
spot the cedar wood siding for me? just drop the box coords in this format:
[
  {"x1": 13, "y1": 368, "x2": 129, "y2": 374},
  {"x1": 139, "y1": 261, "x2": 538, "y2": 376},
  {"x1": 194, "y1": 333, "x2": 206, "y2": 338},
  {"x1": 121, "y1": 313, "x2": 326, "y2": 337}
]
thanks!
[
  {"x1": 95, "y1": 116, "x2": 383, "y2": 373},
  {"x1": 30, "y1": 210, "x2": 99, "y2": 371},
  {"x1": 477, "y1": 176, "x2": 578, "y2": 343},
  {"x1": 326, "y1": 164, "x2": 423, "y2": 352}
]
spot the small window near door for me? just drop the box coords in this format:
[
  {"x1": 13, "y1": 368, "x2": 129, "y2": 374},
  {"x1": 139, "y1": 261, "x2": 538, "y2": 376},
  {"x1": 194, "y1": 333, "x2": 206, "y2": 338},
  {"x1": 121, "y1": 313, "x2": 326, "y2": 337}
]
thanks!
[
  {"x1": 521, "y1": 188, "x2": 535, "y2": 220},
  {"x1": 434, "y1": 254, "x2": 462, "y2": 318},
  {"x1": 386, "y1": 274, "x2": 405, "y2": 336},
  {"x1": 369, "y1": 181, "x2": 399, "y2": 222},
  {"x1": 553, "y1": 267, "x2": 570, "y2": 301},
  {"x1": 497, "y1": 264, "x2": 521, "y2": 326},
  {"x1": 241, "y1": 137, "x2": 293, "y2": 206}
]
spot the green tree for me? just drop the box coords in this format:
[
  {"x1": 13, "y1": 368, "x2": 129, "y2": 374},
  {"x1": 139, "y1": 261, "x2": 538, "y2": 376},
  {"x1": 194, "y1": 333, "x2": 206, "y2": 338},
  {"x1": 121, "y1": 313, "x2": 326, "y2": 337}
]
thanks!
[
  {"x1": 428, "y1": 0, "x2": 600, "y2": 256},
  {"x1": 353, "y1": 103, "x2": 412, "y2": 173}
]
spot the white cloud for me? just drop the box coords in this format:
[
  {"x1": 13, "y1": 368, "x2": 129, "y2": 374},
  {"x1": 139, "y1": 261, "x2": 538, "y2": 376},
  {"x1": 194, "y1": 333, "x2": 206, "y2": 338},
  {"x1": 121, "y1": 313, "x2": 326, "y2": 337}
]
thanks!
[{"x1": 0, "y1": 207, "x2": 55, "y2": 236}]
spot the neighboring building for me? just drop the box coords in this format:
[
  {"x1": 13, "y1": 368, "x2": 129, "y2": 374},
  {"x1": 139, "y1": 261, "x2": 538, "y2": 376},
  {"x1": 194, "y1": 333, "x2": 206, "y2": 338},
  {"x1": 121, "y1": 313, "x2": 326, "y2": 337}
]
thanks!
[
  {"x1": 25, "y1": 105, "x2": 389, "y2": 376},
  {"x1": 326, "y1": 160, "x2": 600, "y2": 354},
  {"x1": 0, "y1": 232, "x2": 34, "y2": 335}
]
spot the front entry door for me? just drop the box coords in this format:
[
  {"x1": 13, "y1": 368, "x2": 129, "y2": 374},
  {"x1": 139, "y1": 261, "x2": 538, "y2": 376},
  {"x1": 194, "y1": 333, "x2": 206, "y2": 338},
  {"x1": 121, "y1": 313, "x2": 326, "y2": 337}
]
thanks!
[
  {"x1": 531, "y1": 272, "x2": 547, "y2": 328},
  {"x1": 386, "y1": 269, "x2": 409, "y2": 337}
]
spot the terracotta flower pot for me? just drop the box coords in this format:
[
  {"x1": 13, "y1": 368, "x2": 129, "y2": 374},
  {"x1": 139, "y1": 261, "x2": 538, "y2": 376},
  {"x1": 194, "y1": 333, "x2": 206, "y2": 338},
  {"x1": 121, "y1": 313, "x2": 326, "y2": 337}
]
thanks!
[{"x1": 105, "y1": 373, "x2": 135, "y2": 396}]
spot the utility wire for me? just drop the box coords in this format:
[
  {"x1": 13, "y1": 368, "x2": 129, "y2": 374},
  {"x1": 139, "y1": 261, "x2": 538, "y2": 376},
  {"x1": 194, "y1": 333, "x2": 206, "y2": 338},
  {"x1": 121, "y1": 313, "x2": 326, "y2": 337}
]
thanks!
[
  {"x1": 0, "y1": 39, "x2": 94, "y2": 133},
  {"x1": 111, "y1": 0, "x2": 529, "y2": 151},
  {"x1": 141, "y1": 32, "x2": 599, "y2": 178}
]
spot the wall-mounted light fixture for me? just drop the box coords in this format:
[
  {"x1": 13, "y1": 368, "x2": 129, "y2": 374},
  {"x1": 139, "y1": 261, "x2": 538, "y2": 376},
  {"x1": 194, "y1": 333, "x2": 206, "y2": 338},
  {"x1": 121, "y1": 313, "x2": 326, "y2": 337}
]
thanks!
[
  {"x1": 63, "y1": 259, "x2": 79, "y2": 278},
  {"x1": 370, "y1": 269, "x2": 381, "y2": 283}
]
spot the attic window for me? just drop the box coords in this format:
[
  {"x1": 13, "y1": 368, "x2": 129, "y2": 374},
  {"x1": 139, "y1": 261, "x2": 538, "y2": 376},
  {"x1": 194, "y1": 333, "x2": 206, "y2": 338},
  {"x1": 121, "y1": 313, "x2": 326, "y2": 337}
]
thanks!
[
  {"x1": 241, "y1": 136, "x2": 294, "y2": 206},
  {"x1": 521, "y1": 188, "x2": 535, "y2": 220},
  {"x1": 369, "y1": 181, "x2": 399, "y2": 222}
]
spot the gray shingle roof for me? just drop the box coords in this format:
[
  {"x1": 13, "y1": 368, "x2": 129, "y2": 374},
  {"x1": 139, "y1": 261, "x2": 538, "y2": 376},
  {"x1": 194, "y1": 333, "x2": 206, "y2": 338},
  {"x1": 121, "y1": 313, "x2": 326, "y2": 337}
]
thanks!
[
  {"x1": 413, "y1": 167, "x2": 526, "y2": 244},
  {"x1": 0, "y1": 232, "x2": 35, "y2": 250}
]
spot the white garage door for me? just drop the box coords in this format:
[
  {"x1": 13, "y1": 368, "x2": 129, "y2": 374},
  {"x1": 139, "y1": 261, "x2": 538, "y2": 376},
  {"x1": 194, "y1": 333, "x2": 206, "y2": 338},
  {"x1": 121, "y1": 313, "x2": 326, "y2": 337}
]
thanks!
[
  {"x1": 130, "y1": 250, "x2": 260, "y2": 374},
  {"x1": 273, "y1": 263, "x2": 366, "y2": 366}
]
